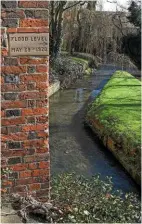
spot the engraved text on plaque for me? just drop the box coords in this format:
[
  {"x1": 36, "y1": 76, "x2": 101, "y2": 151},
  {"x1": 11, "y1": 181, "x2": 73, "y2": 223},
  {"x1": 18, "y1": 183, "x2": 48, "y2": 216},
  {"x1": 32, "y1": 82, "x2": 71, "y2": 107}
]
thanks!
[{"x1": 9, "y1": 33, "x2": 49, "y2": 56}]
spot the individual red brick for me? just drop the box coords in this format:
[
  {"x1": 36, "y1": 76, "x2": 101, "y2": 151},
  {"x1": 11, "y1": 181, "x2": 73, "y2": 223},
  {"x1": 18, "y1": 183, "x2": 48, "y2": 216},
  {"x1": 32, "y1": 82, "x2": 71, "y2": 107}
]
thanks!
[
  {"x1": 36, "y1": 148, "x2": 48, "y2": 153},
  {"x1": 1, "y1": 110, "x2": 5, "y2": 117},
  {"x1": 25, "y1": 148, "x2": 36, "y2": 155},
  {"x1": 2, "y1": 48, "x2": 8, "y2": 56},
  {"x1": 1, "y1": 135, "x2": 7, "y2": 142},
  {"x1": 29, "y1": 183, "x2": 40, "y2": 191},
  {"x1": 1, "y1": 84, "x2": 26, "y2": 92},
  {"x1": 38, "y1": 131, "x2": 48, "y2": 138},
  {"x1": 24, "y1": 152, "x2": 49, "y2": 163},
  {"x1": 20, "y1": 170, "x2": 32, "y2": 178},
  {"x1": 36, "y1": 65, "x2": 48, "y2": 73},
  {"x1": 20, "y1": 57, "x2": 48, "y2": 65},
  {"x1": 32, "y1": 169, "x2": 49, "y2": 177},
  {"x1": 2, "y1": 9, "x2": 25, "y2": 19},
  {"x1": 4, "y1": 148, "x2": 35, "y2": 158},
  {"x1": 2, "y1": 117, "x2": 25, "y2": 126},
  {"x1": 36, "y1": 99, "x2": 48, "y2": 108},
  {"x1": 16, "y1": 178, "x2": 33, "y2": 185},
  {"x1": 24, "y1": 156, "x2": 36, "y2": 163},
  {"x1": 39, "y1": 161, "x2": 49, "y2": 169},
  {"x1": 29, "y1": 163, "x2": 38, "y2": 170},
  {"x1": 19, "y1": 92, "x2": 47, "y2": 100},
  {"x1": 1, "y1": 101, "x2": 26, "y2": 109},
  {"x1": 0, "y1": 77, "x2": 4, "y2": 84},
  {"x1": 1, "y1": 127, "x2": 8, "y2": 135},
  {"x1": 3, "y1": 132, "x2": 27, "y2": 141},
  {"x1": 12, "y1": 185, "x2": 27, "y2": 193},
  {"x1": 27, "y1": 100, "x2": 36, "y2": 108},
  {"x1": 2, "y1": 149, "x2": 25, "y2": 157},
  {"x1": 7, "y1": 28, "x2": 17, "y2": 33},
  {"x1": 22, "y1": 108, "x2": 47, "y2": 116},
  {"x1": 23, "y1": 139, "x2": 47, "y2": 148},
  {"x1": 18, "y1": 1, "x2": 48, "y2": 8},
  {"x1": 27, "y1": 82, "x2": 36, "y2": 90},
  {"x1": 36, "y1": 82, "x2": 48, "y2": 91},
  {"x1": 26, "y1": 116, "x2": 36, "y2": 124},
  {"x1": 20, "y1": 19, "x2": 48, "y2": 27},
  {"x1": 1, "y1": 66, "x2": 26, "y2": 74},
  {"x1": 22, "y1": 124, "x2": 48, "y2": 132},
  {"x1": 36, "y1": 116, "x2": 48, "y2": 123},
  {"x1": 27, "y1": 83, "x2": 35, "y2": 91},
  {"x1": 2, "y1": 180, "x2": 13, "y2": 187},
  {"x1": 12, "y1": 164, "x2": 28, "y2": 171},
  {"x1": 33, "y1": 176, "x2": 49, "y2": 183},
  {"x1": 20, "y1": 74, "x2": 47, "y2": 83},
  {"x1": 8, "y1": 126, "x2": 21, "y2": 134}
]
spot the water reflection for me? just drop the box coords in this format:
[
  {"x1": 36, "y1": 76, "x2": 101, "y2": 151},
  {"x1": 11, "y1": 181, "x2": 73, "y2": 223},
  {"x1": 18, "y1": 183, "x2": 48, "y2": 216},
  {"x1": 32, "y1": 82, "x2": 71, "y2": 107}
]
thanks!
[{"x1": 50, "y1": 65, "x2": 140, "y2": 195}]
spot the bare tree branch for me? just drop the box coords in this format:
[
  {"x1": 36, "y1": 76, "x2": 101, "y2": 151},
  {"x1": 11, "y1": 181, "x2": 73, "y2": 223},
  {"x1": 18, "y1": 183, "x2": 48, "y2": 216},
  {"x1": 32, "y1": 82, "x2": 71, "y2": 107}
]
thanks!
[{"x1": 63, "y1": 1, "x2": 84, "y2": 11}]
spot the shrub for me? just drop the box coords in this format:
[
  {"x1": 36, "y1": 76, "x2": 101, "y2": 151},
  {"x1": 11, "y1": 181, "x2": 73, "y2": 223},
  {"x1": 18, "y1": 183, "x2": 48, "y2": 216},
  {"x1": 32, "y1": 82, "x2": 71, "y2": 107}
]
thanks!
[
  {"x1": 51, "y1": 57, "x2": 84, "y2": 88},
  {"x1": 51, "y1": 173, "x2": 141, "y2": 223}
]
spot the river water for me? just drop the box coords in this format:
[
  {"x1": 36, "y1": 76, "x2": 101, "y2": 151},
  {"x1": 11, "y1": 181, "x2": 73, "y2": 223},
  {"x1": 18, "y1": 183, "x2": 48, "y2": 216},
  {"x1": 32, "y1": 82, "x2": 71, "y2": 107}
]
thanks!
[{"x1": 49, "y1": 65, "x2": 140, "y2": 194}]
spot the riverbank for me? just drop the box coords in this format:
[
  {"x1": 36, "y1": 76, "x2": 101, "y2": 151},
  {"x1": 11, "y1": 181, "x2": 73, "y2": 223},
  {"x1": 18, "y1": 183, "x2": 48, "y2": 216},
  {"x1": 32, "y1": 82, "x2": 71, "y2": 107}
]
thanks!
[
  {"x1": 49, "y1": 54, "x2": 94, "y2": 96},
  {"x1": 86, "y1": 71, "x2": 141, "y2": 185}
]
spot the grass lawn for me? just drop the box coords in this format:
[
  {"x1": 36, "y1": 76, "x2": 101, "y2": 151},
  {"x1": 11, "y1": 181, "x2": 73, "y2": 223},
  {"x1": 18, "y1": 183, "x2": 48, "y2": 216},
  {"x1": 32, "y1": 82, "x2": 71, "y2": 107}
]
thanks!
[{"x1": 87, "y1": 71, "x2": 141, "y2": 157}]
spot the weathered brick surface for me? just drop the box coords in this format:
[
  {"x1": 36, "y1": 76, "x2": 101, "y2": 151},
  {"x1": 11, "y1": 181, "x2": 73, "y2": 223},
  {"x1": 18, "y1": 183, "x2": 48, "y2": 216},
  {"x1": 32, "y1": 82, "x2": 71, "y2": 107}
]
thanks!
[
  {"x1": 2, "y1": 18, "x2": 19, "y2": 27},
  {"x1": 19, "y1": 57, "x2": 48, "y2": 65},
  {"x1": 4, "y1": 74, "x2": 20, "y2": 84},
  {"x1": 1, "y1": 9, "x2": 25, "y2": 19},
  {"x1": 1, "y1": 1, "x2": 18, "y2": 8},
  {"x1": 16, "y1": 27, "x2": 49, "y2": 33},
  {"x1": 3, "y1": 92, "x2": 19, "y2": 100},
  {"x1": 18, "y1": 1, "x2": 48, "y2": 8},
  {"x1": 2, "y1": 66, "x2": 27, "y2": 74},
  {"x1": 20, "y1": 19, "x2": 48, "y2": 27},
  {"x1": 25, "y1": 10, "x2": 49, "y2": 19},
  {"x1": 2, "y1": 48, "x2": 8, "y2": 56},
  {"x1": 1, "y1": 0, "x2": 49, "y2": 201},
  {"x1": 4, "y1": 57, "x2": 19, "y2": 65}
]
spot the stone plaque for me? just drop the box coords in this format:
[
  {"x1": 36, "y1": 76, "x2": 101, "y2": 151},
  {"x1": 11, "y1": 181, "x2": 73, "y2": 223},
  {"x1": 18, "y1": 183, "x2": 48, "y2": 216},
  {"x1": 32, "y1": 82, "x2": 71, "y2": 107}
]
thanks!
[{"x1": 8, "y1": 33, "x2": 49, "y2": 56}]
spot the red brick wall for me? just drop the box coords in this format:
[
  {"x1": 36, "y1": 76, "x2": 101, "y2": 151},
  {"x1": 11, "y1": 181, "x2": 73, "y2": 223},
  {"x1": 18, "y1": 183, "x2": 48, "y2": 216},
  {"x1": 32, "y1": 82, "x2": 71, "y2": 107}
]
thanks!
[{"x1": 1, "y1": 1, "x2": 49, "y2": 202}]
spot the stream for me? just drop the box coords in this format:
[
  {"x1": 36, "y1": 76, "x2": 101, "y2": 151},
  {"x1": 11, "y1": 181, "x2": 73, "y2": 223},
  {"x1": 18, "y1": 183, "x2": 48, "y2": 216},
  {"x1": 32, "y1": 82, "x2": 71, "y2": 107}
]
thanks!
[{"x1": 50, "y1": 65, "x2": 140, "y2": 194}]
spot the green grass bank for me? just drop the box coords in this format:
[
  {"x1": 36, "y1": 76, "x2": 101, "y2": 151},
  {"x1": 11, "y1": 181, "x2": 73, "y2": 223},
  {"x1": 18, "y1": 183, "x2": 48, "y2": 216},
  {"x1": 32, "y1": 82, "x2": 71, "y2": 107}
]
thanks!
[{"x1": 86, "y1": 71, "x2": 141, "y2": 184}]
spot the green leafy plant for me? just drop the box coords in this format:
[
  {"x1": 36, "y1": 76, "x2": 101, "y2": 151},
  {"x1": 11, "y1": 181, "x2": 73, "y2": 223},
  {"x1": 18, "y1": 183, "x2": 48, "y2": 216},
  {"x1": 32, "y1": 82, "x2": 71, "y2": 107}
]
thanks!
[{"x1": 51, "y1": 173, "x2": 141, "y2": 223}]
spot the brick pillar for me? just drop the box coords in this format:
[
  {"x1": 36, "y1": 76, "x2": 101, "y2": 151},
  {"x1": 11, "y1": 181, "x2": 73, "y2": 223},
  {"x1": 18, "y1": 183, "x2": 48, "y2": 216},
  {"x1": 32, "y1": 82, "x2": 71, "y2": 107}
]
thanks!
[{"x1": 1, "y1": 1, "x2": 49, "y2": 202}]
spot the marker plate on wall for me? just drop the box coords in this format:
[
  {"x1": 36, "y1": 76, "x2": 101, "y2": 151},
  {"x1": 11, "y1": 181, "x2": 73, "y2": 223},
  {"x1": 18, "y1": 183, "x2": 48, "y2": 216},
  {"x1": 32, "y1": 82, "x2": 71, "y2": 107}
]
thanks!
[{"x1": 8, "y1": 33, "x2": 49, "y2": 56}]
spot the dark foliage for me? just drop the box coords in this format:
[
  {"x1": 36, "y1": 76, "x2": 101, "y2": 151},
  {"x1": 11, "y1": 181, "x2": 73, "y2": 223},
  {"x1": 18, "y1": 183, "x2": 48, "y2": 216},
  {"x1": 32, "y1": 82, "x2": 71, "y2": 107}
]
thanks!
[
  {"x1": 121, "y1": 1, "x2": 141, "y2": 69},
  {"x1": 50, "y1": 57, "x2": 84, "y2": 88},
  {"x1": 127, "y1": 1, "x2": 141, "y2": 28}
]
